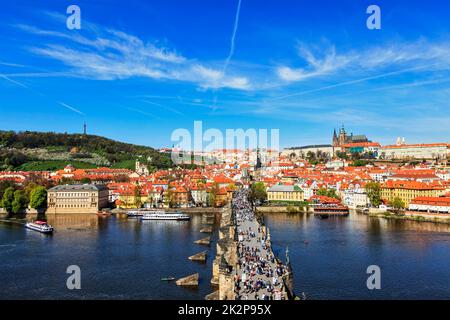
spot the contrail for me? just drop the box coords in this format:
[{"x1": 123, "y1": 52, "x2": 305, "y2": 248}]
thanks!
[
  {"x1": 58, "y1": 102, "x2": 85, "y2": 115},
  {"x1": 0, "y1": 74, "x2": 30, "y2": 89},
  {"x1": 0, "y1": 73, "x2": 45, "y2": 96},
  {"x1": 212, "y1": 0, "x2": 242, "y2": 110},
  {"x1": 1, "y1": 73, "x2": 85, "y2": 116},
  {"x1": 140, "y1": 99, "x2": 185, "y2": 116},
  {"x1": 222, "y1": 0, "x2": 242, "y2": 76}
]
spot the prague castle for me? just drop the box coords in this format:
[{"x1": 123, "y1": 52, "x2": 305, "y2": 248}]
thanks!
[{"x1": 332, "y1": 125, "x2": 370, "y2": 148}]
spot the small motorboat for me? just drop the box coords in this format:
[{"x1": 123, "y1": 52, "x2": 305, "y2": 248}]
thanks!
[
  {"x1": 97, "y1": 209, "x2": 111, "y2": 217},
  {"x1": 161, "y1": 276, "x2": 176, "y2": 281},
  {"x1": 25, "y1": 221, "x2": 54, "y2": 234}
]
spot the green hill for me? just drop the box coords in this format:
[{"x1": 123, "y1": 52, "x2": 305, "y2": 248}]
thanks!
[{"x1": 0, "y1": 130, "x2": 173, "y2": 171}]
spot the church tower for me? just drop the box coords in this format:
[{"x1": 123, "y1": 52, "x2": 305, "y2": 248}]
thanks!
[
  {"x1": 332, "y1": 129, "x2": 338, "y2": 147},
  {"x1": 338, "y1": 125, "x2": 347, "y2": 146}
]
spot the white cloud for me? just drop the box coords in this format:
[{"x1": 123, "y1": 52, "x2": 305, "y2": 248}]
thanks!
[
  {"x1": 277, "y1": 39, "x2": 450, "y2": 83},
  {"x1": 17, "y1": 20, "x2": 251, "y2": 91}
]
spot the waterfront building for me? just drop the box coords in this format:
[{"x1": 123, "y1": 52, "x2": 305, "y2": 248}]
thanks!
[
  {"x1": 172, "y1": 186, "x2": 191, "y2": 207},
  {"x1": 408, "y1": 196, "x2": 450, "y2": 214},
  {"x1": 47, "y1": 184, "x2": 109, "y2": 214},
  {"x1": 342, "y1": 188, "x2": 370, "y2": 208},
  {"x1": 212, "y1": 187, "x2": 229, "y2": 207},
  {"x1": 267, "y1": 184, "x2": 304, "y2": 202},
  {"x1": 190, "y1": 185, "x2": 210, "y2": 207},
  {"x1": 381, "y1": 181, "x2": 447, "y2": 206}
]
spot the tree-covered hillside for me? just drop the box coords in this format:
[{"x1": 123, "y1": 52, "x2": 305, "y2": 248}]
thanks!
[{"x1": 0, "y1": 130, "x2": 173, "y2": 171}]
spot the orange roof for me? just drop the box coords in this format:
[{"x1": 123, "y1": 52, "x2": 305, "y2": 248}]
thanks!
[
  {"x1": 410, "y1": 197, "x2": 450, "y2": 205},
  {"x1": 341, "y1": 142, "x2": 381, "y2": 148},
  {"x1": 382, "y1": 180, "x2": 445, "y2": 190}
]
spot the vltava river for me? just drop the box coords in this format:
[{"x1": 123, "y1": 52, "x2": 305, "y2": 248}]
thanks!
[
  {"x1": 0, "y1": 211, "x2": 449, "y2": 299},
  {"x1": 0, "y1": 213, "x2": 218, "y2": 299},
  {"x1": 265, "y1": 211, "x2": 450, "y2": 300}
]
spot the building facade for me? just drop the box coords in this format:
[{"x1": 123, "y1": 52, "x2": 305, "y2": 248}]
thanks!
[
  {"x1": 408, "y1": 197, "x2": 450, "y2": 214},
  {"x1": 47, "y1": 184, "x2": 109, "y2": 214},
  {"x1": 381, "y1": 181, "x2": 446, "y2": 206},
  {"x1": 378, "y1": 143, "x2": 450, "y2": 160},
  {"x1": 267, "y1": 185, "x2": 304, "y2": 202}
]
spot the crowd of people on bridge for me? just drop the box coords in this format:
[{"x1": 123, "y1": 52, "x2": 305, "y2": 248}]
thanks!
[{"x1": 231, "y1": 190, "x2": 289, "y2": 300}]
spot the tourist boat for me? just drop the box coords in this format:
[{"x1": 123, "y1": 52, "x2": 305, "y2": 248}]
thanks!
[
  {"x1": 313, "y1": 204, "x2": 350, "y2": 218},
  {"x1": 161, "y1": 276, "x2": 175, "y2": 281},
  {"x1": 126, "y1": 210, "x2": 149, "y2": 217},
  {"x1": 25, "y1": 221, "x2": 54, "y2": 234},
  {"x1": 127, "y1": 209, "x2": 168, "y2": 217},
  {"x1": 141, "y1": 211, "x2": 190, "y2": 221}
]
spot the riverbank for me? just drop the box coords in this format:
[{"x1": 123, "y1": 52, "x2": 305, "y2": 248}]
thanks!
[
  {"x1": 368, "y1": 210, "x2": 450, "y2": 224},
  {"x1": 111, "y1": 207, "x2": 223, "y2": 215},
  {"x1": 256, "y1": 206, "x2": 312, "y2": 214},
  {"x1": 256, "y1": 206, "x2": 450, "y2": 225}
]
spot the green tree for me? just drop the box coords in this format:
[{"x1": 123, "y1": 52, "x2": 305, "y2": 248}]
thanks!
[
  {"x1": 0, "y1": 180, "x2": 16, "y2": 200},
  {"x1": 390, "y1": 197, "x2": 405, "y2": 213},
  {"x1": 134, "y1": 184, "x2": 142, "y2": 208},
  {"x1": 1, "y1": 187, "x2": 15, "y2": 213},
  {"x1": 365, "y1": 182, "x2": 382, "y2": 207},
  {"x1": 352, "y1": 159, "x2": 369, "y2": 167},
  {"x1": 316, "y1": 188, "x2": 340, "y2": 200},
  {"x1": 336, "y1": 151, "x2": 348, "y2": 160},
  {"x1": 250, "y1": 182, "x2": 267, "y2": 203},
  {"x1": 208, "y1": 183, "x2": 220, "y2": 207},
  {"x1": 29, "y1": 186, "x2": 47, "y2": 210},
  {"x1": 80, "y1": 177, "x2": 91, "y2": 184},
  {"x1": 12, "y1": 190, "x2": 28, "y2": 214}
]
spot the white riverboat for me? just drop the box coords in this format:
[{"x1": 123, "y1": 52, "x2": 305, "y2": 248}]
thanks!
[
  {"x1": 25, "y1": 221, "x2": 54, "y2": 234},
  {"x1": 126, "y1": 209, "x2": 163, "y2": 217},
  {"x1": 141, "y1": 211, "x2": 190, "y2": 221}
]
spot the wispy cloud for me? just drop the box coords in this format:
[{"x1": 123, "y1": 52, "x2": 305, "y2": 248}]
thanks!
[
  {"x1": 16, "y1": 14, "x2": 251, "y2": 91},
  {"x1": 277, "y1": 44, "x2": 351, "y2": 81},
  {"x1": 222, "y1": 0, "x2": 243, "y2": 76},
  {"x1": 276, "y1": 39, "x2": 450, "y2": 84}
]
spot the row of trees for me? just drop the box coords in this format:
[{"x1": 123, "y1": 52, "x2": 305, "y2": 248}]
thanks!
[
  {"x1": 0, "y1": 185, "x2": 47, "y2": 215},
  {"x1": 316, "y1": 188, "x2": 340, "y2": 200},
  {"x1": 0, "y1": 130, "x2": 174, "y2": 170},
  {"x1": 249, "y1": 182, "x2": 267, "y2": 204}
]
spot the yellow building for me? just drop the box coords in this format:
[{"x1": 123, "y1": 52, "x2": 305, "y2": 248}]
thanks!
[
  {"x1": 117, "y1": 194, "x2": 149, "y2": 208},
  {"x1": 47, "y1": 184, "x2": 109, "y2": 214},
  {"x1": 381, "y1": 181, "x2": 446, "y2": 206},
  {"x1": 267, "y1": 185, "x2": 304, "y2": 202}
]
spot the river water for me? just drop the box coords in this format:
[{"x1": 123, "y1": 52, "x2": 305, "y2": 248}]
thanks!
[
  {"x1": 0, "y1": 211, "x2": 449, "y2": 300},
  {"x1": 265, "y1": 211, "x2": 450, "y2": 300}
]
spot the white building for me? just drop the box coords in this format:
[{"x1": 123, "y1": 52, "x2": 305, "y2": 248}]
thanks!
[
  {"x1": 342, "y1": 188, "x2": 370, "y2": 208},
  {"x1": 409, "y1": 197, "x2": 450, "y2": 214},
  {"x1": 378, "y1": 143, "x2": 450, "y2": 160},
  {"x1": 190, "y1": 188, "x2": 209, "y2": 206}
]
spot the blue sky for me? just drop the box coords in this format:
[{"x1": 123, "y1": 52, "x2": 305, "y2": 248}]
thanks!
[{"x1": 1, "y1": 0, "x2": 450, "y2": 149}]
